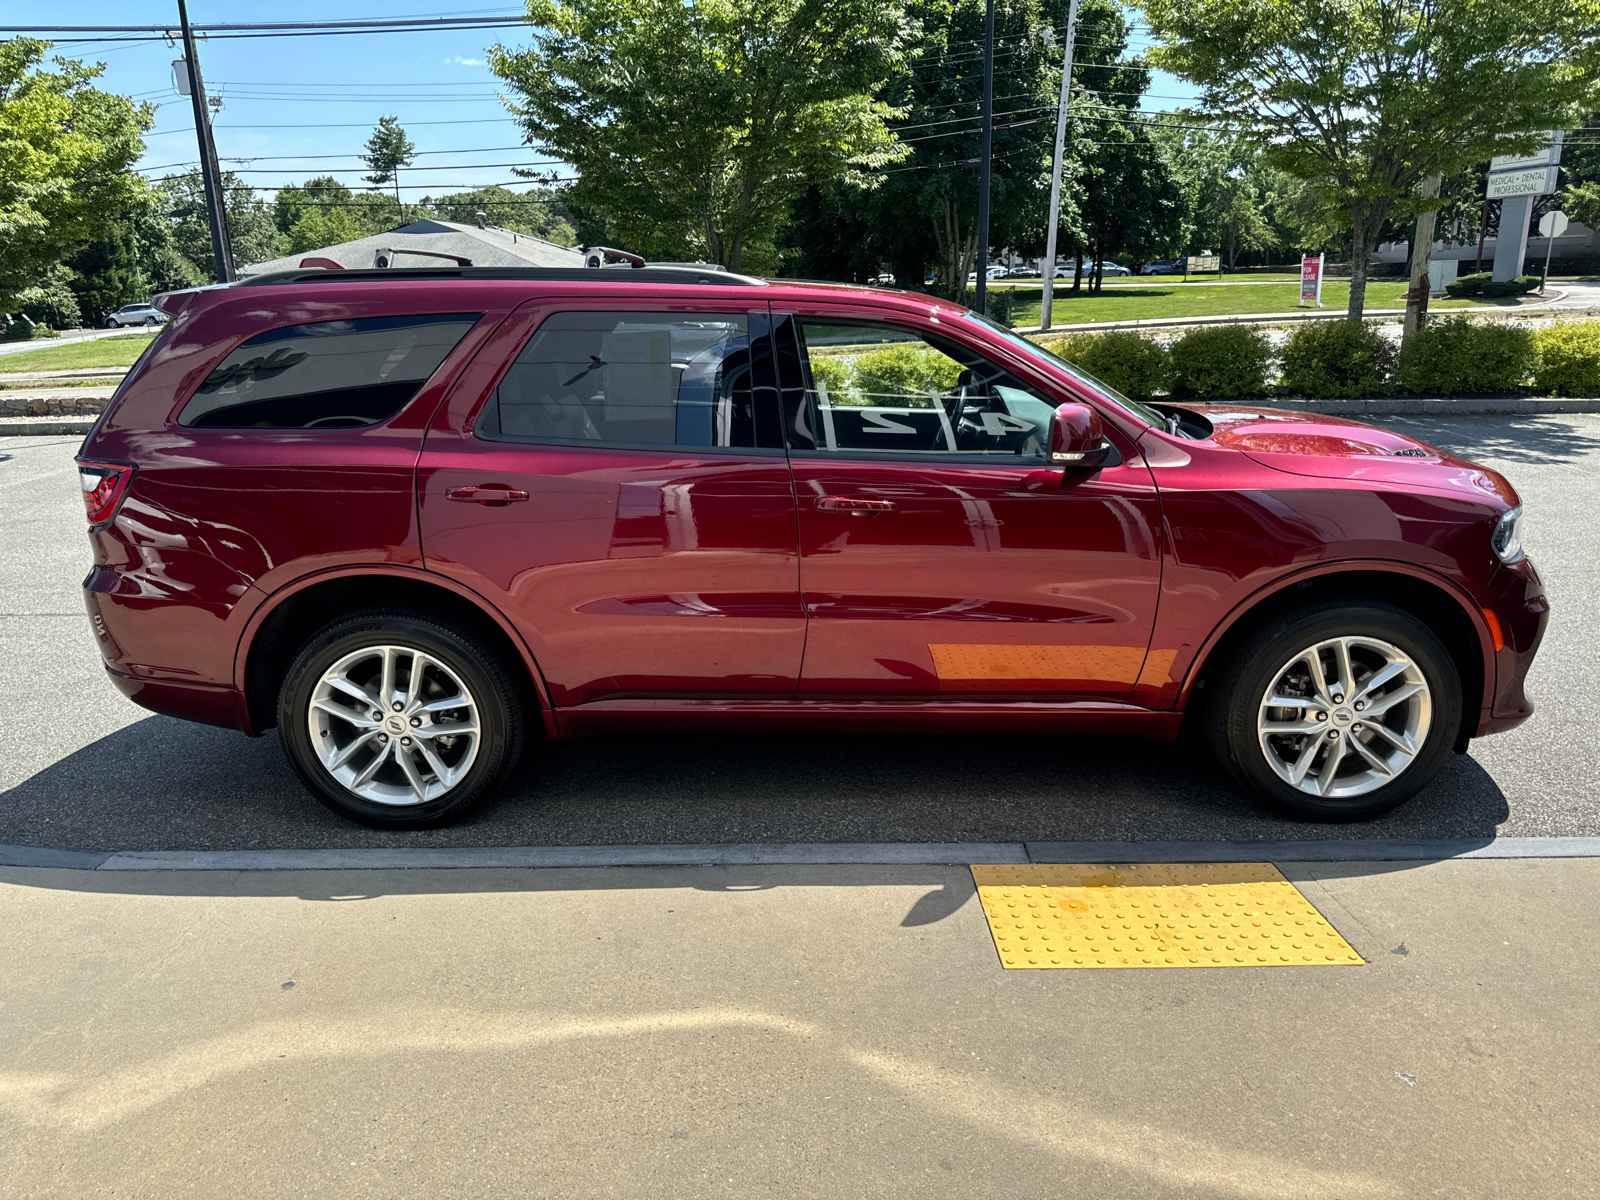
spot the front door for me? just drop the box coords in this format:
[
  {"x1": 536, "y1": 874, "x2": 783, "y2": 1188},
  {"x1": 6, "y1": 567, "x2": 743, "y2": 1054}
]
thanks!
[
  {"x1": 773, "y1": 310, "x2": 1163, "y2": 701},
  {"x1": 419, "y1": 303, "x2": 803, "y2": 708}
]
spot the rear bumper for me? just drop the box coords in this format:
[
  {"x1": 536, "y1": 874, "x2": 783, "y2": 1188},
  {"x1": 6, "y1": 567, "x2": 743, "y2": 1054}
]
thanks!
[{"x1": 103, "y1": 662, "x2": 251, "y2": 731}]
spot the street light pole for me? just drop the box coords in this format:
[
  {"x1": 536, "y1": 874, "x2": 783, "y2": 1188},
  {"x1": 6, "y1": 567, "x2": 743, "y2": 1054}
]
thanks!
[
  {"x1": 177, "y1": 0, "x2": 235, "y2": 282},
  {"x1": 1039, "y1": 0, "x2": 1079, "y2": 332},
  {"x1": 974, "y1": 0, "x2": 995, "y2": 313}
]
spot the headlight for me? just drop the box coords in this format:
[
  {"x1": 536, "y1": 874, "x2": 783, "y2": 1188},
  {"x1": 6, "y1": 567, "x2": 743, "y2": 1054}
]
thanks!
[{"x1": 1492, "y1": 506, "x2": 1524, "y2": 563}]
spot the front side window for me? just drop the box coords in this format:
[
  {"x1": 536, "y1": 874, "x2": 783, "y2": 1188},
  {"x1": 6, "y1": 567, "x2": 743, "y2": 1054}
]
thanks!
[
  {"x1": 179, "y1": 312, "x2": 479, "y2": 429},
  {"x1": 479, "y1": 310, "x2": 774, "y2": 450},
  {"x1": 790, "y1": 319, "x2": 1055, "y2": 460}
]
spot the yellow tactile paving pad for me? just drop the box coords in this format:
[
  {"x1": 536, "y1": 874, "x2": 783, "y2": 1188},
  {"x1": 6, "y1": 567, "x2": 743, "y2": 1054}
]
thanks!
[{"x1": 971, "y1": 863, "x2": 1365, "y2": 969}]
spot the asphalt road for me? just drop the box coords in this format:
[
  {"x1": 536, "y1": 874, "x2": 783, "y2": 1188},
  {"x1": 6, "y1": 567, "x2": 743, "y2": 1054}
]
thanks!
[{"x1": 2, "y1": 414, "x2": 1596, "y2": 852}]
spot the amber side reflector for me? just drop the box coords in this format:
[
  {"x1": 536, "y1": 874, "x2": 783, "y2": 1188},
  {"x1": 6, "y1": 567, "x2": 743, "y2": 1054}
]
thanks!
[{"x1": 1482, "y1": 608, "x2": 1505, "y2": 652}]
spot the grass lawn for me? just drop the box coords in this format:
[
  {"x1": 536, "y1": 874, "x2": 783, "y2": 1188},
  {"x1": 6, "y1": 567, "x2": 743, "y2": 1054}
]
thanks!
[
  {"x1": 0, "y1": 332, "x2": 157, "y2": 374},
  {"x1": 999, "y1": 280, "x2": 1503, "y2": 326}
]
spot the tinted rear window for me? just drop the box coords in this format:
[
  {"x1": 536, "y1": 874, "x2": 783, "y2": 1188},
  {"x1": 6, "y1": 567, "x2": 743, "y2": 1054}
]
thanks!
[{"x1": 179, "y1": 312, "x2": 479, "y2": 429}]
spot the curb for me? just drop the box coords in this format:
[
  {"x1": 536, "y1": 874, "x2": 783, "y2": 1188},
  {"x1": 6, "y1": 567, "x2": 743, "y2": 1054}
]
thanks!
[
  {"x1": 2, "y1": 837, "x2": 1596, "y2": 872},
  {"x1": 0, "y1": 419, "x2": 94, "y2": 437},
  {"x1": 1259, "y1": 396, "x2": 1600, "y2": 417}
]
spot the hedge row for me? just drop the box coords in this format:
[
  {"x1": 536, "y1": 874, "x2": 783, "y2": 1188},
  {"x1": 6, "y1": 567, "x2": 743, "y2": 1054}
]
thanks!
[
  {"x1": 1445, "y1": 272, "x2": 1542, "y2": 299},
  {"x1": 1039, "y1": 319, "x2": 1598, "y2": 400}
]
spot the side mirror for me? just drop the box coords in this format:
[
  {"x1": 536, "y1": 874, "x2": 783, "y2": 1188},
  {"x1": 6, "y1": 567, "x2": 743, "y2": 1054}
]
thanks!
[{"x1": 1048, "y1": 403, "x2": 1110, "y2": 468}]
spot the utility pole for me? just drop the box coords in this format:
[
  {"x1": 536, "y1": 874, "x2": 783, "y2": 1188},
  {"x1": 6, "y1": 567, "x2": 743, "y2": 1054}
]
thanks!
[
  {"x1": 1038, "y1": 0, "x2": 1079, "y2": 332},
  {"x1": 974, "y1": 0, "x2": 995, "y2": 313},
  {"x1": 177, "y1": 0, "x2": 235, "y2": 282},
  {"x1": 1402, "y1": 174, "x2": 1443, "y2": 346}
]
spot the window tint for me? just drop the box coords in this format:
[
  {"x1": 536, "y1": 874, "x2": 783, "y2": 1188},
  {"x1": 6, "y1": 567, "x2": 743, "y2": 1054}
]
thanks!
[
  {"x1": 479, "y1": 311, "x2": 771, "y2": 450},
  {"x1": 791, "y1": 319, "x2": 1054, "y2": 460},
  {"x1": 179, "y1": 312, "x2": 478, "y2": 429}
]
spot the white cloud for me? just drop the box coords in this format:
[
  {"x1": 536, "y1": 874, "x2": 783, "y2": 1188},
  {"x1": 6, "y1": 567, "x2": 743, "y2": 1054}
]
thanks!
[{"x1": 443, "y1": 55, "x2": 485, "y2": 66}]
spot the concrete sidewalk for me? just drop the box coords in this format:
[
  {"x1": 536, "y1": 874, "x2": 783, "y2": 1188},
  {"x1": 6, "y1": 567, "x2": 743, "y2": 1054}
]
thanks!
[{"x1": 2, "y1": 855, "x2": 1594, "y2": 1198}]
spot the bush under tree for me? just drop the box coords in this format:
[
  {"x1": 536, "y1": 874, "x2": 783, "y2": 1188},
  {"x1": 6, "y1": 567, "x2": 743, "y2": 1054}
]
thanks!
[
  {"x1": 1278, "y1": 319, "x2": 1396, "y2": 398},
  {"x1": 1168, "y1": 324, "x2": 1274, "y2": 399},
  {"x1": 1397, "y1": 317, "x2": 1536, "y2": 395},
  {"x1": 1045, "y1": 330, "x2": 1171, "y2": 403}
]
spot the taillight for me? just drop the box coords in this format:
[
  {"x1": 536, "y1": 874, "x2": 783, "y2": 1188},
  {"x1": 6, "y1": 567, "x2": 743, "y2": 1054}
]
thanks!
[{"x1": 77, "y1": 459, "x2": 135, "y2": 525}]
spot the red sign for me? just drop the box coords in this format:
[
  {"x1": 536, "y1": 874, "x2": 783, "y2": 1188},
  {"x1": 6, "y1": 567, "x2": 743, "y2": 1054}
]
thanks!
[{"x1": 1300, "y1": 255, "x2": 1324, "y2": 307}]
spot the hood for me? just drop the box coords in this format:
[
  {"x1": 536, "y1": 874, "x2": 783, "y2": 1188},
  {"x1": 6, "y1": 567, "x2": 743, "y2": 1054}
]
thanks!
[{"x1": 1176, "y1": 404, "x2": 1518, "y2": 503}]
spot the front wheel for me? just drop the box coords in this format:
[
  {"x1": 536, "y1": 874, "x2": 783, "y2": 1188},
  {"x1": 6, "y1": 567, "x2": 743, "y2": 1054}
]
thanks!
[
  {"x1": 277, "y1": 609, "x2": 527, "y2": 828},
  {"x1": 1207, "y1": 602, "x2": 1461, "y2": 820}
]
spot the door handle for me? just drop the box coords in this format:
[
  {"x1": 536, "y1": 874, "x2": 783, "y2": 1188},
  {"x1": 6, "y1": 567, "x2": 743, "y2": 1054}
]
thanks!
[
  {"x1": 815, "y1": 496, "x2": 897, "y2": 514},
  {"x1": 446, "y1": 484, "x2": 529, "y2": 506}
]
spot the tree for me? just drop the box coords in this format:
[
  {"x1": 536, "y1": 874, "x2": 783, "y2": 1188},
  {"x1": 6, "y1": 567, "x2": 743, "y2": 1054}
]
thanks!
[
  {"x1": 362, "y1": 116, "x2": 416, "y2": 208},
  {"x1": 0, "y1": 39, "x2": 151, "y2": 313},
  {"x1": 282, "y1": 206, "x2": 368, "y2": 256},
  {"x1": 1140, "y1": 0, "x2": 1600, "y2": 317},
  {"x1": 490, "y1": 0, "x2": 910, "y2": 272},
  {"x1": 421, "y1": 184, "x2": 575, "y2": 242},
  {"x1": 1565, "y1": 181, "x2": 1600, "y2": 231},
  {"x1": 67, "y1": 221, "x2": 139, "y2": 324},
  {"x1": 159, "y1": 171, "x2": 279, "y2": 277}
]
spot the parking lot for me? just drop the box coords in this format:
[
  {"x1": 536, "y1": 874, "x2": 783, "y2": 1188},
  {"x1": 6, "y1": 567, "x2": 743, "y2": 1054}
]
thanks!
[
  {"x1": 2, "y1": 413, "x2": 1597, "y2": 853},
  {"x1": 4, "y1": 414, "x2": 1598, "y2": 1198}
]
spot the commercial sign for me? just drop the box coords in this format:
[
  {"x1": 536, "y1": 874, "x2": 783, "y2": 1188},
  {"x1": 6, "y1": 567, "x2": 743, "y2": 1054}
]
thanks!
[
  {"x1": 1490, "y1": 133, "x2": 1563, "y2": 173},
  {"x1": 1487, "y1": 167, "x2": 1559, "y2": 199},
  {"x1": 1299, "y1": 254, "x2": 1324, "y2": 308},
  {"x1": 1486, "y1": 132, "x2": 1563, "y2": 199}
]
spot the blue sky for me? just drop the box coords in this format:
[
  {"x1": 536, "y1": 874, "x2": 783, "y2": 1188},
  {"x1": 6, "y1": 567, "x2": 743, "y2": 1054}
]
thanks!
[{"x1": 10, "y1": 2, "x2": 1198, "y2": 202}]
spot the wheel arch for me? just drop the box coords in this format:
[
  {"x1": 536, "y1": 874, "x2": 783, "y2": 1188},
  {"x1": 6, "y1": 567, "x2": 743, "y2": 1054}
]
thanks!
[
  {"x1": 1180, "y1": 562, "x2": 1492, "y2": 748},
  {"x1": 235, "y1": 568, "x2": 555, "y2": 739}
]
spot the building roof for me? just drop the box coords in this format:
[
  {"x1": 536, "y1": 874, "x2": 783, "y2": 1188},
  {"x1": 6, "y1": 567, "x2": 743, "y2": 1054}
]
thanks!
[{"x1": 240, "y1": 218, "x2": 583, "y2": 275}]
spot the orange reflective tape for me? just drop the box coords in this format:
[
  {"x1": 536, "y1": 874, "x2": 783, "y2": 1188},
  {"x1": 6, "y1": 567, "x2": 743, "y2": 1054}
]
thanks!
[{"x1": 928, "y1": 643, "x2": 1146, "y2": 682}]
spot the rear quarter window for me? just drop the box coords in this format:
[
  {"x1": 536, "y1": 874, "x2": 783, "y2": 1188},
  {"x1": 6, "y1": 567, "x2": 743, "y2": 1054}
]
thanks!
[{"x1": 178, "y1": 312, "x2": 479, "y2": 429}]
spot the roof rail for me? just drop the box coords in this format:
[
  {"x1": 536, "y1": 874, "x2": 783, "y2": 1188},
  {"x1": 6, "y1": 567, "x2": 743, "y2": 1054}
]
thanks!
[{"x1": 236, "y1": 266, "x2": 767, "y2": 287}]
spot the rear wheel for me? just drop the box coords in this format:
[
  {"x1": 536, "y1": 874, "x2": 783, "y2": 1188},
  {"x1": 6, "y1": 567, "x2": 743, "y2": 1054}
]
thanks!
[
  {"x1": 1207, "y1": 601, "x2": 1461, "y2": 820},
  {"x1": 277, "y1": 609, "x2": 526, "y2": 828}
]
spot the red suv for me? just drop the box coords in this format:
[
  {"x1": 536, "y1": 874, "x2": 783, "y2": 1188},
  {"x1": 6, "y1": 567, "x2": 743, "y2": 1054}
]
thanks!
[{"x1": 77, "y1": 267, "x2": 1546, "y2": 828}]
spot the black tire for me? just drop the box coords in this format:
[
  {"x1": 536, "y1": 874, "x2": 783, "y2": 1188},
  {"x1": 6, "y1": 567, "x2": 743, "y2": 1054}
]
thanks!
[
  {"x1": 1206, "y1": 600, "x2": 1461, "y2": 821},
  {"x1": 277, "y1": 609, "x2": 527, "y2": 828},
  {"x1": 104, "y1": 318, "x2": 118, "y2": 328}
]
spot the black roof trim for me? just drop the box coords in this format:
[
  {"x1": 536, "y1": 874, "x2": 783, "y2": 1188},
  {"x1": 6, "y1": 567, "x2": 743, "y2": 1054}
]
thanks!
[{"x1": 236, "y1": 266, "x2": 768, "y2": 288}]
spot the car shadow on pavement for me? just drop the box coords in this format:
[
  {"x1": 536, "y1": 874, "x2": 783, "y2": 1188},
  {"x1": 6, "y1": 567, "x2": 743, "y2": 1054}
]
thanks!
[
  {"x1": 1381, "y1": 413, "x2": 1600, "y2": 465},
  {"x1": 0, "y1": 713, "x2": 1512, "y2": 859}
]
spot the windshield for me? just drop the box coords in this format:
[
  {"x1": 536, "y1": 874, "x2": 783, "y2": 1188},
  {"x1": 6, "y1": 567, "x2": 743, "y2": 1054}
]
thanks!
[{"x1": 960, "y1": 311, "x2": 1164, "y2": 427}]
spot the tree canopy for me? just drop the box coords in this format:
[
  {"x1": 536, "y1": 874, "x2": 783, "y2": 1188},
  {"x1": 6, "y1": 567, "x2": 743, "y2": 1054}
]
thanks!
[
  {"x1": 490, "y1": 0, "x2": 911, "y2": 271},
  {"x1": 362, "y1": 116, "x2": 416, "y2": 206},
  {"x1": 0, "y1": 39, "x2": 151, "y2": 314},
  {"x1": 1141, "y1": 0, "x2": 1600, "y2": 316}
]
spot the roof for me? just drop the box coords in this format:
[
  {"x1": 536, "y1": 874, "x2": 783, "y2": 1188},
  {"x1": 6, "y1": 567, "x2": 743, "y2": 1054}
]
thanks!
[{"x1": 240, "y1": 218, "x2": 583, "y2": 275}]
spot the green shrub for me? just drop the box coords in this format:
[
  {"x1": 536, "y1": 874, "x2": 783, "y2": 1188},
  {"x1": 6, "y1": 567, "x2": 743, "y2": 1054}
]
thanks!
[
  {"x1": 1397, "y1": 317, "x2": 1536, "y2": 395},
  {"x1": 808, "y1": 355, "x2": 855, "y2": 403},
  {"x1": 1445, "y1": 271, "x2": 1492, "y2": 298},
  {"x1": 984, "y1": 288, "x2": 1018, "y2": 327},
  {"x1": 1278, "y1": 319, "x2": 1397, "y2": 397},
  {"x1": 1043, "y1": 330, "x2": 1171, "y2": 403},
  {"x1": 853, "y1": 343, "x2": 961, "y2": 406},
  {"x1": 1482, "y1": 279, "x2": 1517, "y2": 297},
  {"x1": 1514, "y1": 274, "x2": 1542, "y2": 294},
  {"x1": 14, "y1": 280, "x2": 81, "y2": 331},
  {"x1": 1532, "y1": 323, "x2": 1600, "y2": 395},
  {"x1": 1168, "y1": 324, "x2": 1274, "y2": 399}
]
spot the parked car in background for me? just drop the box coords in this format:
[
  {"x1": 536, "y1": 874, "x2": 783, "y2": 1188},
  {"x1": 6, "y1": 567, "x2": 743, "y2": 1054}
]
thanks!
[
  {"x1": 1005, "y1": 265, "x2": 1035, "y2": 278},
  {"x1": 1090, "y1": 262, "x2": 1133, "y2": 277},
  {"x1": 77, "y1": 264, "x2": 1545, "y2": 830},
  {"x1": 871, "y1": 273, "x2": 896, "y2": 286},
  {"x1": 104, "y1": 303, "x2": 169, "y2": 328},
  {"x1": 1141, "y1": 261, "x2": 1175, "y2": 275}
]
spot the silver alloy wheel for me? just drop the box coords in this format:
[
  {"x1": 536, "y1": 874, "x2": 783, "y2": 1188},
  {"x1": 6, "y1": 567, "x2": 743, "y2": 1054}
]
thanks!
[
  {"x1": 1256, "y1": 635, "x2": 1432, "y2": 799},
  {"x1": 307, "y1": 644, "x2": 481, "y2": 806}
]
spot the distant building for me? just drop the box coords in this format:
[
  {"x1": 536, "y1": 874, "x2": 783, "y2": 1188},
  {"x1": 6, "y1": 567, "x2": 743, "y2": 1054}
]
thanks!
[
  {"x1": 1374, "y1": 219, "x2": 1599, "y2": 267},
  {"x1": 241, "y1": 217, "x2": 583, "y2": 275}
]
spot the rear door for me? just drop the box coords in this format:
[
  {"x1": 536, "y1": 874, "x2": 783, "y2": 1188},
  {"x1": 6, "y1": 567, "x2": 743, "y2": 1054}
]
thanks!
[
  {"x1": 418, "y1": 301, "x2": 804, "y2": 708},
  {"x1": 772, "y1": 306, "x2": 1163, "y2": 701}
]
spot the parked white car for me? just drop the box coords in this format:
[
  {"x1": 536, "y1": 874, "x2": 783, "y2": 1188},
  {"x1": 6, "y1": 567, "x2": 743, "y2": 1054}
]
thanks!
[{"x1": 104, "y1": 303, "x2": 168, "y2": 328}]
